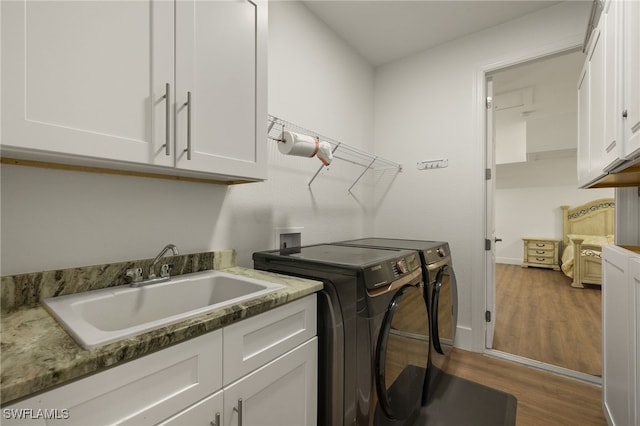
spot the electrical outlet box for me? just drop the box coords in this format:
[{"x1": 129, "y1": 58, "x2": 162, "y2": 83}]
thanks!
[
  {"x1": 280, "y1": 232, "x2": 301, "y2": 249},
  {"x1": 274, "y1": 227, "x2": 303, "y2": 249}
]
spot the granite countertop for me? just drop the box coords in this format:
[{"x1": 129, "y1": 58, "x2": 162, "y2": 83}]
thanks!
[{"x1": 0, "y1": 263, "x2": 322, "y2": 405}]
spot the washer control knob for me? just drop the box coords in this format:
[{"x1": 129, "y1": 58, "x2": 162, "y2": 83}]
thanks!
[
  {"x1": 436, "y1": 248, "x2": 445, "y2": 257},
  {"x1": 395, "y1": 259, "x2": 408, "y2": 274}
]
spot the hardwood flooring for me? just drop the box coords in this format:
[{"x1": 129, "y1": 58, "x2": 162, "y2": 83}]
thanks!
[
  {"x1": 441, "y1": 348, "x2": 606, "y2": 426},
  {"x1": 493, "y1": 264, "x2": 602, "y2": 376}
]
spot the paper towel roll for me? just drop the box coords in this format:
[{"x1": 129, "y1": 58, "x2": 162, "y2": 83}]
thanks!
[{"x1": 278, "y1": 131, "x2": 319, "y2": 157}]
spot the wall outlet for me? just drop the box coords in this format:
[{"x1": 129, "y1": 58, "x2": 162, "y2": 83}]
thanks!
[{"x1": 273, "y1": 227, "x2": 303, "y2": 249}]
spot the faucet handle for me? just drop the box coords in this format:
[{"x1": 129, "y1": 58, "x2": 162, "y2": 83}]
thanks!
[
  {"x1": 160, "y1": 263, "x2": 173, "y2": 278},
  {"x1": 126, "y1": 268, "x2": 144, "y2": 283}
]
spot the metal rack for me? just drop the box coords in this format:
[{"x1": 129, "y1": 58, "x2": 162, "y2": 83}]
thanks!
[{"x1": 267, "y1": 115, "x2": 402, "y2": 192}]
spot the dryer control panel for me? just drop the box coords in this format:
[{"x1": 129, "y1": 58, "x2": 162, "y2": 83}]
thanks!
[{"x1": 363, "y1": 252, "x2": 421, "y2": 290}]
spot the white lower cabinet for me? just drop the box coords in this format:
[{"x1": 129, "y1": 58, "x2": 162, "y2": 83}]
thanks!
[
  {"x1": 223, "y1": 338, "x2": 317, "y2": 426},
  {"x1": 3, "y1": 295, "x2": 317, "y2": 426},
  {"x1": 602, "y1": 246, "x2": 638, "y2": 426}
]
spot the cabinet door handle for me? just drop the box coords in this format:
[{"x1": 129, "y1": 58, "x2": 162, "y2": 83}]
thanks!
[
  {"x1": 163, "y1": 83, "x2": 171, "y2": 156},
  {"x1": 233, "y1": 398, "x2": 243, "y2": 426},
  {"x1": 210, "y1": 412, "x2": 221, "y2": 426},
  {"x1": 183, "y1": 91, "x2": 192, "y2": 160}
]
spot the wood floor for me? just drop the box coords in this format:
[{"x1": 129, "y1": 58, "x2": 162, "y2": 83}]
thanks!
[
  {"x1": 441, "y1": 348, "x2": 606, "y2": 426},
  {"x1": 493, "y1": 264, "x2": 602, "y2": 376}
]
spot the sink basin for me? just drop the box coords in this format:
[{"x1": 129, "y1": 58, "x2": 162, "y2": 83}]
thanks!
[{"x1": 43, "y1": 270, "x2": 285, "y2": 348}]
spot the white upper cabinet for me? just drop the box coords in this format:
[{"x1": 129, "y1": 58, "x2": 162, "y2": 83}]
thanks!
[
  {"x1": 1, "y1": 0, "x2": 174, "y2": 167},
  {"x1": 622, "y1": 0, "x2": 640, "y2": 159},
  {"x1": 577, "y1": 0, "x2": 640, "y2": 187},
  {"x1": 175, "y1": 0, "x2": 267, "y2": 180},
  {"x1": 1, "y1": 0, "x2": 267, "y2": 182}
]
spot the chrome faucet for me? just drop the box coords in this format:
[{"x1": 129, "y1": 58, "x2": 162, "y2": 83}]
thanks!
[
  {"x1": 148, "y1": 244, "x2": 179, "y2": 279},
  {"x1": 127, "y1": 244, "x2": 179, "y2": 287}
]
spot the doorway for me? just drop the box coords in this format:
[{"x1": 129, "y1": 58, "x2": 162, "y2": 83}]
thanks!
[{"x1": 484, "y1": 49, "x2": 612, "y2": 383}]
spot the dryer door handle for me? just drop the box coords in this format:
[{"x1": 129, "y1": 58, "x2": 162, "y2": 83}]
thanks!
[{"x1": 431, "y1": 267, "x2": 446, "y2": 355}]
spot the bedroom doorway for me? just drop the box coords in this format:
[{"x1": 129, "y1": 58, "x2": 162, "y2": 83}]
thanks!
[{"x1": 483, "y1": 48, "x2": 614, "y2": 383}]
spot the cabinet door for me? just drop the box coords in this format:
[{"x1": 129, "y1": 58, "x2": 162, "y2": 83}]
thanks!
[
  {"x1": 1, "y1": 0, "x2": 174, "y2": 166},
  {"x1": 623, "y1": 0, "x2": 640, "y2": 158},
  {"x1": 631, "y1": 256, "x2": 640, "y2": 426},
  {"x1": 157, "y1": 391, "x2": 224, "y2": 426},
  {"x1": 602, "y1": 0, "x2": 623, "y2": 171},
  {"x1": 602, "y1": 246, "x2": 632, "y2": 426},
  {"x1": 577, "y1": 57, "x2": 591, "y2": 186},
  {"x1": 224, "y1": 338, "x2": 318, "y2": 426},
  {"x1": 175, "y1": 0, "x2": 267, "y2": 180}
]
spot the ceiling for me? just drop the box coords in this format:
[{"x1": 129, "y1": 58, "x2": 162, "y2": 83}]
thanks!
[{"x1": 303, "y1": 0, "x2": 568, "y2": 67}]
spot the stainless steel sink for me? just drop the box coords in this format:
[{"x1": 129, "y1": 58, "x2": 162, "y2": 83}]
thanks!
[{"x1": 43, "y1": 270, "x2": 284, "y2": 348}]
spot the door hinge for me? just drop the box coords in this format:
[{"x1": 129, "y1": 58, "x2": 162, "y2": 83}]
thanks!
[
  {"x1": 485, "y1": 310, "x2": 492, "y2": 322},
  {"x1": 485, "y1": 168, "x2": 492, "y2": 180},
  {"x1": 485, "y1": 239, "x2": 491, "y2": 251},
  {"x1": 486, "y1": 96, "x2": 493, "y2": 109}
]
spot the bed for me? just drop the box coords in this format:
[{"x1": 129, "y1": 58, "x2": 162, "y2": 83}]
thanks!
[{"x1": 560, "y1": 198, "x2": 615, "y2": 288}]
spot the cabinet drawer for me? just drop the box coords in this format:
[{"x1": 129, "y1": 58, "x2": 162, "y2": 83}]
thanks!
[
  {"x1": 527, "y1": 241, "x2": 555, "y2": 250},
  {"x1": 528, "y1": 256, "x2": 555, "y2": 266},
  {"x1": 223, "y1": 294, "x2": 317, "y2": 386},
  {"x1": 527, "y1": 248, "x2": 554, "y2": 257},
  {"x1": 4, "y1": 331, "x2": 223, "y2": 426}
]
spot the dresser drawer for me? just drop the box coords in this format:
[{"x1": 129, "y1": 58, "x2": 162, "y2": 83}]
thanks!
[
  {"x1": 527, "y1": 247, "x2": 554, "y2": 257},
  {"x1": 527, "y1": 241, "x2": 555, "y2": 250},
  {"x1": 528, "y1": 256, "x2": 556, "y2": 265}
]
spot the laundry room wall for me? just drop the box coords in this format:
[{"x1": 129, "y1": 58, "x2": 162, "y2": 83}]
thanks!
[
  {"x1": 0, "y1": 1, "x2": 375, "y2": 275},
  {"x1": 371, "y1": 1, "x2": 592, "y2": 351}
]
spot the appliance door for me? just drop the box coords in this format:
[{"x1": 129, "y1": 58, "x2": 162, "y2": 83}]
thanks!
[
  {"x1": 374, "y1": 283, "x2": 430, "y2": 421},
  {"x1": 430, "y1": 264, "x2": 458, "y2": 357}
]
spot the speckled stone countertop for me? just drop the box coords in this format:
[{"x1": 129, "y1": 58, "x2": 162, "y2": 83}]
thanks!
[{"x1": 0, "y1": 252, "x2": 322, "y2": 405}]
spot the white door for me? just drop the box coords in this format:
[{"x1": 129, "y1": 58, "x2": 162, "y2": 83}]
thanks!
[
  {"x1": 485, "y1": 77, "x2": 496, "y2": 349},
  {"x1": 223, "y1": 338, "x2": 318, "y2": 426},
  {"x1": 1, "y1": 0, "x2": 174, "y2": 166},
  {"x1": 175, "y1": 0, "x2": 267, "y2": 180}
]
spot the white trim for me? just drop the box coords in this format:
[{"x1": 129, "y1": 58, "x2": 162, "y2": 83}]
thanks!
[
  {"x1": 475, "y1": 35, "x2": 586, "y2": 357},
  {"x1": 485, "y1": 349, "x2": 602, "y2": 386}
]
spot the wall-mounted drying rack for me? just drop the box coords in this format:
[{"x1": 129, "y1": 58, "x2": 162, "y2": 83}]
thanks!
[{"x1": 267, "y1": 115, "x2": 402, "y2": 192}]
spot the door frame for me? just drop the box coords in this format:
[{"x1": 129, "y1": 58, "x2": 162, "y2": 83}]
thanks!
[{"x1": 473, "y1": 37, "x2": 601, "y2": 384}]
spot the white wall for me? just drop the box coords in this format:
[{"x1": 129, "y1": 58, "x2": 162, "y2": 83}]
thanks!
[
  {"x1": 372, "y1": 1, "x2": 592, "y2": 351},
  {"x1": 0, "y1": 1, "x2": 375, "y2": 275},
  {"x1": 496, "y1": 156, "x2": 614, "y2": 264}
]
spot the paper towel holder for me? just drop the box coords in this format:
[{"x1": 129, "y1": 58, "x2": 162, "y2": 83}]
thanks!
[{"x1": 267, "y1": 115, "x2": 402, "y2": 193}]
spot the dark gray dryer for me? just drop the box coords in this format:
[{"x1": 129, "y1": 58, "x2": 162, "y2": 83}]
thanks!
[
  {"x1": 334, "y1": 239, "x2": 459, "y2": 385},
  {"x1": 253, "y1": 244, "x2": 430, "y2": 426}
]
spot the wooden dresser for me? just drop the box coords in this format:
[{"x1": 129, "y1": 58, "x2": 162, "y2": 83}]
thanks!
[{"x1": 522, "y1": 238, "x2": 561, "y2": 270}]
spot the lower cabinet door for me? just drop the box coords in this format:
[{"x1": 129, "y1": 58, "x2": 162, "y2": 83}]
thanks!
[
  {"x1": 157, "y1": 390, "x2": 223, "y2": 426},
  {"x1": 223, "y1": 338, "x2": 317, "y2": 426}
]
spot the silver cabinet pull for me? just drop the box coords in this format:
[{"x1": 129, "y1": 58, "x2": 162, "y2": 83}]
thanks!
[
  {"x1": 233, "y1": 398, "x2": 243, "y2": 426},
  {"x1": 163, "y1": 83, "x2": 171, "y2": 156},
  {"x1": 209, "y1": 412, "x2": 221, "y2": 426},
  {"x1": 183, "y1": 91, "x2": 192, "y2": 160}
]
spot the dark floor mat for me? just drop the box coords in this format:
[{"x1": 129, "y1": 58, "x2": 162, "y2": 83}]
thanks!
[{"x1": 413, "y1": 367, "x2": 517, "y2": 426}]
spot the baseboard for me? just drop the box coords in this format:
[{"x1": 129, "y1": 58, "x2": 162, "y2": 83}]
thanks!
[{"x1": 496, "y1": 258, "x2": 521, "y2": 266}]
